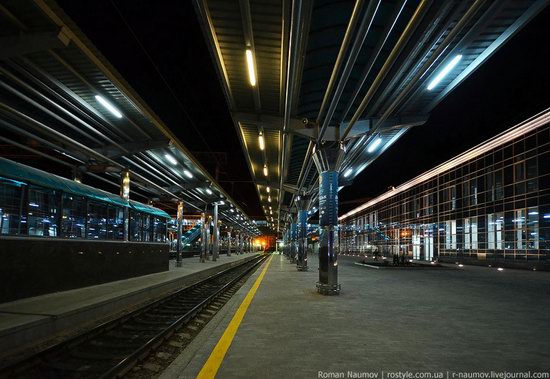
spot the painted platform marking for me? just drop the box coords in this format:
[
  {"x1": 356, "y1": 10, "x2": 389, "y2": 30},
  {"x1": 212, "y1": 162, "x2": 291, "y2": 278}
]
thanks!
[{"x1": 196, "y1": 254, "x2": 274, "y2": 379}]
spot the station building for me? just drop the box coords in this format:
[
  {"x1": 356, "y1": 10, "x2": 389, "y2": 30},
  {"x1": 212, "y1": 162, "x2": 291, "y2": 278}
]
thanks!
[{"x1": 340, "y1": 109, "x2": 550, "y2": 270}]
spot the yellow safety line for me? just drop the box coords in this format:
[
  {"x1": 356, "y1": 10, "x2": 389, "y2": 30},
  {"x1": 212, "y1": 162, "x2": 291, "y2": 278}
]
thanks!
[{"x1": 196, "y1": 254, "x2": 274, "y2": 379}]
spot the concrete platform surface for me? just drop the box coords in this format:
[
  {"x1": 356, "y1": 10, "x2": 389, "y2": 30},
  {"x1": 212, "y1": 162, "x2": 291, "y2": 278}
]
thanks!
[
  {"x1": 164, "y1": 253, "x2": 550, "y2": 378},
  {"x1": 0, "y1": 253, "x2": 258, "y2": 358}
]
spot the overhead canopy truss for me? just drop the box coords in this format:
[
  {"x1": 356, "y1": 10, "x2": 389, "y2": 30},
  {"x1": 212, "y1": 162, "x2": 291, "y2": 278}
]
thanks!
[{"x1": 194, "y1": 0, "x2": 547, "y2": 232}]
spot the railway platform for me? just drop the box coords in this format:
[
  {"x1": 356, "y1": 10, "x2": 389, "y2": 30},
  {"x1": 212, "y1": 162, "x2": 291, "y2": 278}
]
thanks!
[
  {"x1": 0, "y1": 253, "x2": 258, "y2": 361},
  {"x1": 162, "y1": 253, "x2": 550, "y2": 378}
]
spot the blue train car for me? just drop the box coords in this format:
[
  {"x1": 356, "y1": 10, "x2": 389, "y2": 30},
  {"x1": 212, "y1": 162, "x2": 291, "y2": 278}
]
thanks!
[{"x1": 0, "y1": 158, "x2": 172, "y2": 302}]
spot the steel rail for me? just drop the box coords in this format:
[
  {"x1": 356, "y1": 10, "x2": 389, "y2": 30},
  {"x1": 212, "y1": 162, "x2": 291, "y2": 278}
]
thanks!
[
  {"x1": 101, "y1": 256, "x2": 266, "y2": 378},
  {"x1": 0, "y1": 255, "x2": 266, "y2": 378}
]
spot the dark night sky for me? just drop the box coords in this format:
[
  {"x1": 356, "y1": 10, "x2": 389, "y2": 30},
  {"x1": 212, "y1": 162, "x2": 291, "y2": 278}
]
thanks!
[{"x1": 55, "y1": 1, "x2": 550, "y2": 217}]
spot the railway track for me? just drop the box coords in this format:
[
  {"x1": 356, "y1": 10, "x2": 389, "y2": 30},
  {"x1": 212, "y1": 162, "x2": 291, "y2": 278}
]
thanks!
[{"x1": 1, "y1": 255, "x2": 267, "y2": 378}]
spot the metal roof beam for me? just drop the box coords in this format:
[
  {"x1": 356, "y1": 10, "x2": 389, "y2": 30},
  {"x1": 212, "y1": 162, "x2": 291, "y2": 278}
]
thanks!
[
  {"x1": 95, "y1": 139, "x2": 169, "y2": 159},
  {"x1": 0, "y1": 30, "x2": 69, "y2": 59},
  {"x1": 423, "y1": 0, "x2": 550, "y2": 113}
]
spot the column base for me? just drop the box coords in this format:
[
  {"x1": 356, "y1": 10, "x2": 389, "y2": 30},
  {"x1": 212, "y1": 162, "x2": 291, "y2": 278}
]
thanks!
[{"x1": 316, "y1": 282, "x2": 340, "y2": 296}]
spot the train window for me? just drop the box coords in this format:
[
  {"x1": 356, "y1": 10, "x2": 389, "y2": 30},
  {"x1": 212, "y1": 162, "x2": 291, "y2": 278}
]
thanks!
[
  {"x1": 27, "y1": 186, "x2": 59, "y2": 237},
  {"x1": 61, "y1": 194, "x2": 86, "y2": 238},
  {"x1": 142, "y1": 215, "x2": 152, "y2": 242},
  {"x1": 153, "y1": 217, "x2": 167, "y2": 242},
  {"x1": 87, "y1": 202, "x2": 109, "y2": 239},
  {"x1": 0, "y1": 178, "x2": 25, "y2": 235},
  {"x1": 129, "y1": 210, "x2": 142, "y2": 242},
  {"x1": 108, "y1": 206, "x2": 125, "y2": 240}
]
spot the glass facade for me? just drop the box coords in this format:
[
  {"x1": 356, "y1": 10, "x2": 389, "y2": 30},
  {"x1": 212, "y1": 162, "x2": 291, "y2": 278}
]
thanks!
[
  {"x1": 0, "y1": 174, "x2": 168, "y2": 243},
  {"x1": 340, "y1": 115, "x2": 550, "y2": 267}
]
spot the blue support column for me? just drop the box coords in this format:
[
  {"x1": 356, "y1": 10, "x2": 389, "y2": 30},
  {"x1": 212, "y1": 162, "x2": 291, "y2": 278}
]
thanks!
[
  {"x1": 318, "y1": 171, "x2": 339, "y2": 294},
  {"x1": 313, "y1": 143, "x2": 344, "y2": 295}
]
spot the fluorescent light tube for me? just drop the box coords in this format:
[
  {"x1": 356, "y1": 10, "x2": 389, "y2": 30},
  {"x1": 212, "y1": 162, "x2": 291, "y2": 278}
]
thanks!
[
  {"x1": 367, "y1": 137, "x2": 382, "y2": 153},
  {"x1": 246, "y1": 49, "x2": 257, "y2": 86},
  {"x1": 427, "y1": 55, "x2": 462, "y2": 90},
  {"x1": 165, "y1": 154, "x2": 177, "y2": 165},
  {"x1": 95, "y1": 95, "x2": 123, "y2": 118}
]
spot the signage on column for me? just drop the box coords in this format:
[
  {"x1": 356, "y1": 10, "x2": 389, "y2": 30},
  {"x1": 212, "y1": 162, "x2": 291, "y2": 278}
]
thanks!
[{"x1": 319, "y1": 171, "x2": 338, "y2": 226}]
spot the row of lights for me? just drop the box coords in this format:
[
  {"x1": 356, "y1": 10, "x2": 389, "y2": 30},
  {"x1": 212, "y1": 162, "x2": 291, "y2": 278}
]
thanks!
[
  {"x1": 247, "y1": 48, "x2": 279, "y2": 233},
  {"x1": 94, "y1": 81, "x2": 261, "y2": 236},
  {"x1": 258, "y1": 132, "x2": 268, "y2": 177},
  {"x1": 246, "y1": 50, "x2": 269, "y2": 178},
  {"x1": 94, "y1": 95, "x2": 197, "y2": 182},
  {"x1": 247, "y1": 48, "x2": 272, "y2": 229},
  {"x1": 164, "y1": 153, "x2": 194, "y2": 179}
]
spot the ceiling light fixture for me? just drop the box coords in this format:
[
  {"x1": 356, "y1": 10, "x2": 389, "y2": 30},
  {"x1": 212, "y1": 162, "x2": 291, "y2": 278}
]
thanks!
[
  {"x1": 259, "y1": 131, "x2": 265, "y2": 151},
  {"x1": 343, "y1": 168, "x2": 353, "y2": 178},
  {"x1": 245, "y1": 49, "x2": 257, "y2": 86},
  {"x1": 427, "y1": 55, "x2": 462, "y2": 90},
  {"x1": 165, "y1": 154, "x2": 177, "y2": 165},
  {"x1": 95, "y1": 95, "x2": 123, "y2": 118},
  {"x1": 183, "y1": 170, "x2": 193, "y2": 179},
  {"x1": 263, "y1": 165, "x2": 268, "y2": 177},
  {"x1": 367, "y1": 137, "x2": 382, "y2": 153}
]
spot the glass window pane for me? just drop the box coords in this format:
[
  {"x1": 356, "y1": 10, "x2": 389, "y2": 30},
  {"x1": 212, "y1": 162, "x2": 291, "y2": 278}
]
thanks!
[
  {"x1": 61, "y1": 194, "x2": 86, "y2": 238},
  {"x1": 130, "y1": 210, "x2": 142, "y2": 241},
  {"x1": 143, "y1": 215, "x2": 151, "y2": 242},
  {"x1": 108, "y1": 206, "x2": 125, "y2": 240},
  {"x1": 28, "y1": 186, "x2": 58, "y2": 237},
  {"x1": 153, "y1": 217, "x2": 167, "y2": 242},
  {"x1": 0, "y1": 179, "x2": 24, "y2": 235},
  {"x1": 87, "y1": 202, "x2": 108, "y2": 239},
  {"x1": 471, "y1": 216, "x2": 478, "y2": 249},
  {"x1": 527, "y1": 207, "x2": 539, "y2": 249}
]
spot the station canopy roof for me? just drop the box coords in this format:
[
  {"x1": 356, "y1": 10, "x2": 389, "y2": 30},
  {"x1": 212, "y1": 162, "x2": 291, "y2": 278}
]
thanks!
[
  {"x1": 0, "y1": 0, "x2": 260, "y2": 235},
  {"x1": 193, "y1": 0, "x2": 547, "y2": 232}
]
